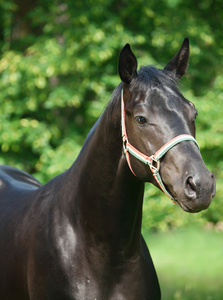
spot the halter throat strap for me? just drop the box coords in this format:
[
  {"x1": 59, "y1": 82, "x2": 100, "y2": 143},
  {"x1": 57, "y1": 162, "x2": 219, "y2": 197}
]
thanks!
[{"x1": 121, "y1": 89, "x2": 199, "y2": 201}]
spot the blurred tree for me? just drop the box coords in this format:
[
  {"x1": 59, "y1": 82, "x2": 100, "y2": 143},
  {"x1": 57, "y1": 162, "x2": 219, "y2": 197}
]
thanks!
[{"x1": 0, "y1": 0, "x2": 222, "y2": 229}]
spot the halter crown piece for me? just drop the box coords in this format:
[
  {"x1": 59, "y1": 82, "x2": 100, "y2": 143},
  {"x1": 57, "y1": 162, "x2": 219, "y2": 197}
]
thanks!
[{"x1": 121, "y1": 89, "x2": 199, "y2": 202}]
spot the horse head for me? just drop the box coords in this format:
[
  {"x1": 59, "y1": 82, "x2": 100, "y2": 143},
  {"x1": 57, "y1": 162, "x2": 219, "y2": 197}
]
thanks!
[{"x1": 118, "y1": 38, "x2": 216, "y2": 213}]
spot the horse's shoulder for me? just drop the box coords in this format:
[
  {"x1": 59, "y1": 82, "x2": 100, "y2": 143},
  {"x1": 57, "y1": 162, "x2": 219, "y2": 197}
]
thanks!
[{"x1": 0, "y1": 165, "x2": 42, "y2": 191}]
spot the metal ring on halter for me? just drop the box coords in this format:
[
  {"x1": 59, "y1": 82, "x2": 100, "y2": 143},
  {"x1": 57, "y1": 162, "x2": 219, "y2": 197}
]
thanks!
[{"x1": 149, "y1": 156, "x2": 160, "y2": 173}]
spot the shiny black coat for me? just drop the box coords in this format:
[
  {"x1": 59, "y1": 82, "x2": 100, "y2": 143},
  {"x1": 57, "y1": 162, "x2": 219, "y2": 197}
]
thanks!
[{"x1": 0, "y1": 39, "x2": 215, "y2": 299}]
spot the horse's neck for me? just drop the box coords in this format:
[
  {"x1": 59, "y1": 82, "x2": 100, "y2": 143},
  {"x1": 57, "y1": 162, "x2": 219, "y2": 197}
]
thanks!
[{"x1": 70, "y1": 95, "x2": 145, "y2": 263}]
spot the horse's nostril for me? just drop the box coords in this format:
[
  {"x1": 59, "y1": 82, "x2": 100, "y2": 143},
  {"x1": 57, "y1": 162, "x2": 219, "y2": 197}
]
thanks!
[
  {"x1": 187, "y1": 176, "x2": 196, "y2": 191},
  {"x1": 185, "y1": 176, "x2": 197, "y2": 200}
]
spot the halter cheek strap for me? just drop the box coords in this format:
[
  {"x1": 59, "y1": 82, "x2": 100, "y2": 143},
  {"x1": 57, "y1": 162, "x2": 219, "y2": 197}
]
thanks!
[{"x1": 121, "y1": 89, "x2": 199, "y2": 202}]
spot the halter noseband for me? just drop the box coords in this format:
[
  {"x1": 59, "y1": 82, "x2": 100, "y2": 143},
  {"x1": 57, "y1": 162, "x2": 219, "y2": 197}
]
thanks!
[{"x1": 121, "y1": 89, "x2": 199, "y2": 202}]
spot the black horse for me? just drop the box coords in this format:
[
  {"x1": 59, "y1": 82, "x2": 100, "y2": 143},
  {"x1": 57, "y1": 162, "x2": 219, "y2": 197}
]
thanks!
[{"x1": 0, "y1": 38, "x2": 215, "y2": 300}]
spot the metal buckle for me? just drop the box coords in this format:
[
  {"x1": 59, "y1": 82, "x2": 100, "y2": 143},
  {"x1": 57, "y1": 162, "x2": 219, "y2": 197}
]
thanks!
[
  {"x1": 122, "y1": 136, "x2": 127, "y2": 150},
  {"x1": 150, "y1": 156, "x2": 160, "y2": 173}
]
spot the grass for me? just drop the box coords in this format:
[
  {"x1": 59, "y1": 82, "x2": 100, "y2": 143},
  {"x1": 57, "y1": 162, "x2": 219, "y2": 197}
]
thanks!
[{"x1": 144, "y1": 227, "x2": 223, "y2": 300}]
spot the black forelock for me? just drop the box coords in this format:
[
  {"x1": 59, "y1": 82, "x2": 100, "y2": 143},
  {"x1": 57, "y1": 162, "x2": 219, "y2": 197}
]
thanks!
[
  {"x1": 130, "y1": 65, "x2": 179, "y2": 92},
  {"x1": 105, "y1": 65, "x2": 180, "y2": 120}
]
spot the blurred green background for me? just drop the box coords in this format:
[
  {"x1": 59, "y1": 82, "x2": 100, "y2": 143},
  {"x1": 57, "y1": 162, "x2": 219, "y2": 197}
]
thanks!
[{"x1": 0, "y1": 0, "x2": 223, "y2": 299}]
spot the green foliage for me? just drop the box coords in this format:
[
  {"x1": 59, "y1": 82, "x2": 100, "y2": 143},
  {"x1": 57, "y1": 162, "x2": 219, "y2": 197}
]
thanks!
[{"x1": 0, "y1": 0, "x2": 222, "y2": 228}]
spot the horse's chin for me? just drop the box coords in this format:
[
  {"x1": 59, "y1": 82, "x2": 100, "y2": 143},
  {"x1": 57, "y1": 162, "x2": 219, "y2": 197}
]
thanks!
[
  {"x1": 177, "y1": 201, "x2": 199, "y2": 213},
  {"x1": 177, "y1": 199, "x2": 211, "y2": 214},
  {"x1": 163, "y1": 186, "x2": 202, "y2": 213}
]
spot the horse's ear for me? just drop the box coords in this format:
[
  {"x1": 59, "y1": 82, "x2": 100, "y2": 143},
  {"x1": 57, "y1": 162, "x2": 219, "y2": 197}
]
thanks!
[
  {"x1": 118, "y1": 44, "x2": 138, "y2": 84},
  {"x1": 164, "y1": 38, "x2": 190, "y2": 79}
]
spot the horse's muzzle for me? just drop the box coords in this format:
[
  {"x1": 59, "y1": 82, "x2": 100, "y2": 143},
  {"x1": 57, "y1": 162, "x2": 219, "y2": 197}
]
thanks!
[{"x1": 182, "y1": 171, "x2": 216, "y2": 213}]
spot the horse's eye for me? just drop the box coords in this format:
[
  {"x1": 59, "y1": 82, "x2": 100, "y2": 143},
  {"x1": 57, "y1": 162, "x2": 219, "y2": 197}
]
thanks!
[{"x1": 135, "y1": 116, "x2": 147, "y2": 125}]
